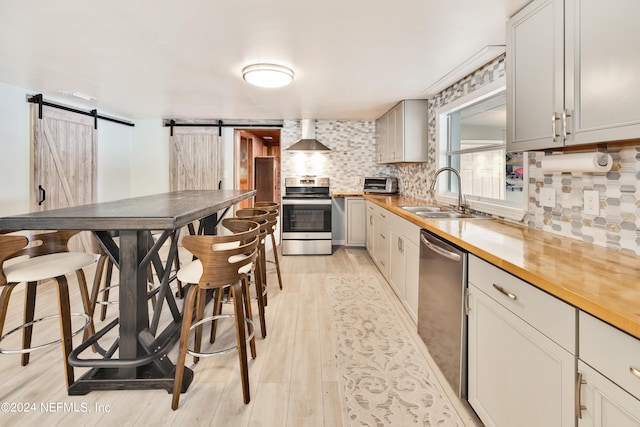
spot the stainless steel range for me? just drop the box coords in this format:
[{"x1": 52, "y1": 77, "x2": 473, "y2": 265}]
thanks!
[{"x1": 281, "y1": 176, "x2": 332, "y2": 255}]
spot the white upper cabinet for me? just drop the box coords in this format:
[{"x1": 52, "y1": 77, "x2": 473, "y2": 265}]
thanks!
[
  {"x1": 507, "y1": 0, "x2": 640, "y2": 151},
  {"x1": 376, "y1": 100, "x2": 428, "y2": 163}
]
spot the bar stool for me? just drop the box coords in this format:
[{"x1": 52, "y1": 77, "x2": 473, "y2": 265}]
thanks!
[
  {"x1": 253, "y1": 201, "x2": 283, "y2": 290},
  {"x1": 0, "y1": 231, "x2": 95, "y2": 390},
  {"x1": 171, "y1": 219, "x2": 260, "y2": 409},
  {"x1": 234, "y1": 208, "x2": 269, "y2": 338}
]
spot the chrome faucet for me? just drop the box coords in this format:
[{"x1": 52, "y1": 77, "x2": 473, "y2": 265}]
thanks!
[{"x1": 430, "y1": 167, "x2": 465, "y2": 212}]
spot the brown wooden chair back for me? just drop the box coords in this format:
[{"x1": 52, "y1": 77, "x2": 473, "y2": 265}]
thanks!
[
  {"x1": 181, "y1": 221, "x2": 260, "y2": 289},
  {"x1": 0, "y1": 235, "x2": 29, "y2": 286},
  {"x1": 16, "y1": 230, "x2": 82, "y2": 258}
]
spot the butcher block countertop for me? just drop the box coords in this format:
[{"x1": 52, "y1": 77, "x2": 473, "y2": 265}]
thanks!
[
  {"x1": 364, "y1": 194, "x2": 640, "y2": 340},
  {"x1": 332, "y1": 192, "x2": 364, "y2": 198}
]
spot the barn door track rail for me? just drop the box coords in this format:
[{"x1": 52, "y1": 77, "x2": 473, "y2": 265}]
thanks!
[
  {"x1": 165, "y1": 119, "x2": 282, "y2": 137},
  {"x1": 27, "y1": 94, "x2": 135, "y2": 129}
]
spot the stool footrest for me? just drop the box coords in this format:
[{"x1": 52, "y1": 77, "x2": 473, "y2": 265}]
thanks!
[
  {"x1": 186, "y1": 314, "x2": 255, "y2": 358},
  {"x1": 0, "y1": 312, "x2": 90, "y2": 354}
]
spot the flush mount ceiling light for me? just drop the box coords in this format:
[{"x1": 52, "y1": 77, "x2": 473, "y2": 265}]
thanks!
[{"x1": 242, "y1": 63, "x2": 294, "y2": 88}]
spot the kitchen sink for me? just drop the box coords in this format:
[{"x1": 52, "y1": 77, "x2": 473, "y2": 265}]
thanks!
[
  {"x1": 401, "y1": 205, "x2": 491, "y2": 219},
  {"x1": 414, "y1": 211, "x2": 478, "y2": 219},
  {"x1": 400, "y1": 205, "x2": 447, "y2": 213}
]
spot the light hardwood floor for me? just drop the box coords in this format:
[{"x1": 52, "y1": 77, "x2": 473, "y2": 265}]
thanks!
[{"x1": 0, "y1": 245, "x2": 477, "y2": 426}]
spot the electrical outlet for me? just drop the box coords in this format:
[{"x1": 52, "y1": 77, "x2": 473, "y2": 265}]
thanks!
[
  {"x1": 583, "y1": 190, "x2": 600, "y2": 216},
  {"x1": 540, "y1": 187, "x2": 556, "y2": 208}
]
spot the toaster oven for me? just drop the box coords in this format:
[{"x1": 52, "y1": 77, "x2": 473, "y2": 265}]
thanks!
[{"x1": 363, "y1": 177, "x2": 398, "y2": 194}]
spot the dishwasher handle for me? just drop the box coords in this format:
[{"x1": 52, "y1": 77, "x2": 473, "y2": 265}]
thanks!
[{"x1": 421, "y1": 234, "x2": 461, "y2": 262}]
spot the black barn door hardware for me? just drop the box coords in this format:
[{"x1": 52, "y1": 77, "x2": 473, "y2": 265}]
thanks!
[
  {"x1": 27, "y1": 94, "x2": 134, "y2": 128},
  {"x1": 166, "y1": 120, "x2": 282, "y2": 137},
  {"x1": 38, "y1": 185, "x2": 46, "y2": 206}
]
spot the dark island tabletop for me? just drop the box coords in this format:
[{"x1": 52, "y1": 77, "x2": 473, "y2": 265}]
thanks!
[{"x1": 0, "y1": 190, "x2": 256, "y2": 231}]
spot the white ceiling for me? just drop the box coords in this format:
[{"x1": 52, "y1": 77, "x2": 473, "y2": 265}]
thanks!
[{"x1": 0, "y1": 0, "x2": 528, "y2": 121}]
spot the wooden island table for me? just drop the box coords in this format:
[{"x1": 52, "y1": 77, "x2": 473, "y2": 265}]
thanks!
[{"x1": 0, "y1": 189, "x2": 256, "y2": 395}]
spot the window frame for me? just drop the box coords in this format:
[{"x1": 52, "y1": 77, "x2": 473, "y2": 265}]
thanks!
[{"x1": 433, "y1": 77, "x2": 528, "y2": 221}]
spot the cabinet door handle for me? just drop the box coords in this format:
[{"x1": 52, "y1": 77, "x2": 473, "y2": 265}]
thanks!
[
  {"x1": 630, "y1": 367, "x2": 640, "y2": 379},
  {"x1": 575, "y1": 371, "x2": 586, "y2": 419},
  {"x1": 464, "y1": 288, "x2": 471, "y2": 315},
  {"x1": 492, "y1": 284, "x2": 517, "y2": 301},
  {"x1": 552, "y1": 112, "x2": 561, "y2": 142},
  {"x1": 380, "y1": 233, "x2": 386, "y2": 239},
  {"x1": 562, "y1": 109, "x2": 572, "y2": 139}
]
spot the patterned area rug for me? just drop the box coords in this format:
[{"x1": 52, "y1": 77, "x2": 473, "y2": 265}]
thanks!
[{"x1": 327, "y1": 275, "x2": 463, "y2": 427}]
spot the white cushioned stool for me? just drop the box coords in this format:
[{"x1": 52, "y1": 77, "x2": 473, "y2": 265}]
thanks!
[{"x1": 0, "y1": 230, "x2": 95, "y2": 391}]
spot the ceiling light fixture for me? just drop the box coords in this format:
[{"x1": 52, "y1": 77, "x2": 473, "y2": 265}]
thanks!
[
  {"x1": 59, "y1": 91, "x2": 96, "y2": 101},
  {"x1": 242, "y1": 63, "x2": 294, "y2": 88}
]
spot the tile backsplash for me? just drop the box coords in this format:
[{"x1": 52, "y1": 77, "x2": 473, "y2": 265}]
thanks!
[
  {"x1": 529, "y1": 147, "x2": 640, "y2": 255},
  {"x1": 280, "y1": 119, "x2": 396, "y2": 192}
]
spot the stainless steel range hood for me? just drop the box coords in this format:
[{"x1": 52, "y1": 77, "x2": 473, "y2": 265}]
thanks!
[{"x1": 285, "y1": 119, "x2": 331, "y2": 152}]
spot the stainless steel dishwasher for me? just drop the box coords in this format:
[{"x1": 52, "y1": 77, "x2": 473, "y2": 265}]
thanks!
[{"x1": 418, "y1": 229, "x2": 468, "y2": 399}]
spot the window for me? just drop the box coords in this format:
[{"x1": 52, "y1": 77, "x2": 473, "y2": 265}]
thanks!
[{"x1": 434, "y1": 77, "x2": 527, "y2": 220}]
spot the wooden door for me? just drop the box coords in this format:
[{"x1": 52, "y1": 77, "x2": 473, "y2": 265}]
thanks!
[
  {"x1": 32, "y1": 105, "x2": 97, "y2": 252},
  {"x1": 254, "y1": 156, "x2": 275, "y2": 202},
  {"x1": 169, "y1": 127, "x2": 222, "y2": 191}
]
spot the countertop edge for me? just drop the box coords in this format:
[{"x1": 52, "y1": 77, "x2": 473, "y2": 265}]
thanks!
[{"x1": 363, "y1": 194, "x2": 640, "y2": 340}]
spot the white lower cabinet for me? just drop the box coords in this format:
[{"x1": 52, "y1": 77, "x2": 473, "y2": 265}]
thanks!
[
  {"x1": 467, "y1": 255, "x2": 576, "y2": 427},
  {"x1": 389, "y1": 229, "x2": 406, "y2": 299},
  {"x1": 389, "y1": 223, "x2": 419, "y2": 323},
  {"x1": 365, "y1": 203, "x2": 374, "y2": 255},
  {"x1": 578, "y1": 361, "x2": 640, "y2": 427},
  {"x1": 345, "y1": 197, "x2": 366, "y2": 247},
  {"x1": 373, "y1": 215, "x2": 390, "y2": 278},
  {"x1": 365, "y1": 201, "x2": 420, "y2": 323},
  {"x1": 578, "y1": 311, "x2": 640, "y2": 426},
  {"x1": 365, "y1": 201, "x2": 391, "y2": 279}
]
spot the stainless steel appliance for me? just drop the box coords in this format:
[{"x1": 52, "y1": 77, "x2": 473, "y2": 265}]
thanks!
[
  {"x1": 418, "y1": 229, "x2": 468, "y2": 399},
  {"x1": 281, "y1": 176, "x2": 332, "y2": 255},
  {"x1": 363, "y1": 176, "x2": 398, "y2": 194}
]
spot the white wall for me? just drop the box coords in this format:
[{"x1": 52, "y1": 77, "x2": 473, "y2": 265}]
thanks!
[
  {"x1": 97, "y1": 120, "x2": 132, "y2": 202},
  {"x1": 221, "y1": 127, "x2": 235, "y2": 190},
  {"x1": 0, "y1": 83, "x2": 31, "y2": 216},
  {"x1": 130, "y1": 119, "x2": 170, "y2": 196}
]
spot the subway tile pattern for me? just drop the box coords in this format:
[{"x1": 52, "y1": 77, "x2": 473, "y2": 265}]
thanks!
[
  {"x1": 529, "y1": 147, "x2": 640, "y2": 255},
  {"x1": 280, "y1": 119, "x2": 397, "y2": 192}
]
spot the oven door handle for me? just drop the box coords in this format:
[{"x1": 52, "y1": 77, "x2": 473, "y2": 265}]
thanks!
[
  {"x1": 283, "y1": 199, "x2": 332, "y2": 205},
  {"x1": 421, "y1": 235, "x2": 461, "y2": 262}
]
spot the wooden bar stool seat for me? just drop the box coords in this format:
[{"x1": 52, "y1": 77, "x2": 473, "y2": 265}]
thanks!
[
  {"x1": 0, "y1": 230, "x2": 95, "y2": 390},
  {"x1": 171, "y1": 219, "x2": 260, "y2": 410},
  {"x1": 253, "y1": 201, "x2": 283, "y2": 290}
]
